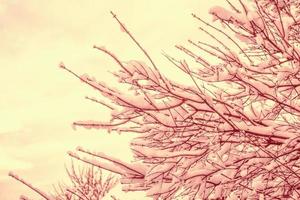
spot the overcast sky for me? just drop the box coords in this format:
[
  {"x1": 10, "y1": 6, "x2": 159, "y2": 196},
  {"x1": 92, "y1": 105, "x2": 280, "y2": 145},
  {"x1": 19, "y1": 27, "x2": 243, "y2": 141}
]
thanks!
[{"x1": 0, "y1": 1, "x2": 225, "y2": 199}]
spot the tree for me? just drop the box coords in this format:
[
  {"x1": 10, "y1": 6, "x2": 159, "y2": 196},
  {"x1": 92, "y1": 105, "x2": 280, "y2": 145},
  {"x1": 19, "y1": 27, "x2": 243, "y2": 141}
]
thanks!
[
  {"x1": 53, "y1": 163, "x2": 118, "y2": 200},
  {"x1": 61, "y1": 1, "x2": 300, "y2": 199},
  {"x1": 9, "y1": 163, "x2": 118, "y2": 200},
  {"x1": 11, "y1": 0, "x2": 300, "y2": 199}
]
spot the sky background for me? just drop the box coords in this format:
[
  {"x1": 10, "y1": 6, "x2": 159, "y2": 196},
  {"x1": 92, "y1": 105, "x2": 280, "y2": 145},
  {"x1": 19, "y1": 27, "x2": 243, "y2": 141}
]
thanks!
[{"x1": 0, "y1": 0, "x2": 225, "y2": 199}]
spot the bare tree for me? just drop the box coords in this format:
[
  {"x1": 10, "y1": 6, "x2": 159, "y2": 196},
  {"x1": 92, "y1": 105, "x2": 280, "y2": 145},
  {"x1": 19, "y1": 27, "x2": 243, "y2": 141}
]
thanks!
[
  {"x1": 61, "y1": 1, "x2": 300, "y2": 199},
  {"x1": 53, "y1": 162, "x2": 118, "y2": 200},
  {"x1": 9, "y1": 163, "x2": 117, "y2": 200}
]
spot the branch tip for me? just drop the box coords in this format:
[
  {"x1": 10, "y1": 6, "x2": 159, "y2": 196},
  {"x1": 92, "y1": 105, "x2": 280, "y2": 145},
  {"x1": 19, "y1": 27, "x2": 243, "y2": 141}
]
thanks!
[
  {"x1": 110, "y1": 11, "x2": 116, "y2": 18},
  {"x1": 76, "y1": 146, "x2": 83, "y2": 151},
  {"x1": 59, "y1": 62, "x2": 65, "y2": 69},
  {"x1": 8, "y1": 171, "x2": 15, "y2": 177}
]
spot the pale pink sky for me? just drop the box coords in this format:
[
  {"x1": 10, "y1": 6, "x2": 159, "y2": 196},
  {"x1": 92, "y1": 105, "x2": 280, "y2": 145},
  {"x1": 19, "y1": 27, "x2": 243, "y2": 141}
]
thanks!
[{"x1": 0, "y1": 1, "x2": 225, "y2": 199}]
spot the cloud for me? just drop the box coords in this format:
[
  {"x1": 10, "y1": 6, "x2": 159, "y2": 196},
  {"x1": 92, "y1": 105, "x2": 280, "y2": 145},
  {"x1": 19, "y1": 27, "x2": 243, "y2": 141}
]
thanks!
[
  {"x1": 0, "y1": 113, "x2": 22, "y2": 135},
  {"x1": 0, "y1": 153, "x2": 32, "y2": 171}
]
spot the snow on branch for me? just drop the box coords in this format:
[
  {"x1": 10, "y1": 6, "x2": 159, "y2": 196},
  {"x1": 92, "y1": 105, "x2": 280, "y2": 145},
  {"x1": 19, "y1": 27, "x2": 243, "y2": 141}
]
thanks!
[
  {"x1": 131, "y1": 145, "x2": 208, "y2": 159},
  {"x1": 76, "y1": 146, "x2": 146, "y2": 177},
  {"x1": 9, "y1": 172, "x2": 54, "y2": 200},
  {"x1": 67, "y1": 151, "x2": 128, "y2": 176},
  {"x1": 59, "y1": 1, "x2": 300, "y2": 199}
]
